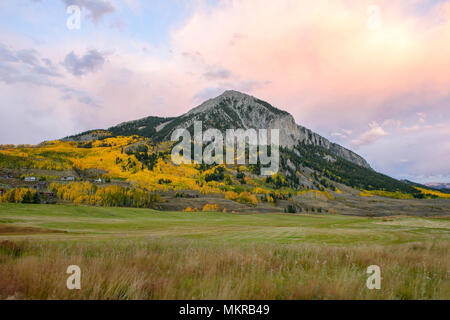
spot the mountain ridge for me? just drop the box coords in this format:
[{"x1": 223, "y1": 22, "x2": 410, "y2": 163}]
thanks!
[
  {"x1": 3, "y1": 90, "x2": 444, "y2": 202},
  {"x1": 64, "y1": 90, "x2": 371, "y2": 169}
]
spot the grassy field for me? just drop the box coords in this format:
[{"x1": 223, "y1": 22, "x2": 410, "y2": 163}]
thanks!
[{"x1": 0, "y1": 203, "x2": 449, "y2": 299}]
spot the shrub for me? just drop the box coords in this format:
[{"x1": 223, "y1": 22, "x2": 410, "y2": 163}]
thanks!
[
  {"x1": 284, "y1": 205, "x2": 297, "y2": 213},
  {"x1": 225, "y1": 191, "x2": 258, "y2": 205},
  {"x1": 202, "y1": 203, "x2": 220, "y2": 212},
  {"x1": 225, "y1": 191, "x2": 239, "y2": 201},
  {"x1": 204, "y1": 166, "x2": 225, "y2": 182},
  {"x1": 236, "y1": 172, "x2": 246, "y2": 184},
  {"x1": 224, "y1": 175, "x2": 233, "y2": 185}
]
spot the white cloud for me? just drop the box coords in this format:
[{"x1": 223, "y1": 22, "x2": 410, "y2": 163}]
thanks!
[
  {"x1": 351, "y1": 121, "x2": 388, "y2": 147},
  {"x1": 381, "y1": 119, "x2": 402, "y2": 128},
  {"x1": 342, "y1": 129, "x2": 353, "y2": 135},
  {"x1": 331, "y1": 128, "x2": 353, "y2": 139},
  {"x1": 331, "y1": 132, "x2": 346, "y2": 139}
]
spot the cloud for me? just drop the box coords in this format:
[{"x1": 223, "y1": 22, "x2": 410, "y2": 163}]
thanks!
[
  {"x1": 417, "y1": 112, "x2": 426, "y2": 123},
  {"x1": 203, "y1": 67, "x2": 231, "y2": 80},
  {"x1": 342, "y1": 129, "x2": 353, "y2": 136},
  {"x1": 61, "y1": 0, "x2": 115, "y2": 23},
  {"x1": 360, "y1": 121, "x2": 450, "y2": 182},
  {"x1": 163, "y1": 0, "x2": 450, "y2": 180},
  {"x1": 0, "y1": 43, "x2": 62, "y2": 85},
  {"x1": 15, "y1": 49, "x2": 39, "y2": 66},
  {"x1": 193, "y1": 80, "x2": 269, "y2": 102},
  {"x1": 381, "y1": 119, "x2": 402, "y2": 128},
  {"x1": 3, "y1": 0, "x2": 450, "y2": 181},
  {"x1": 0, "y1": 44, "x2": 42, "y2": 67},
  {"x1": 331, "y1": 129, "x2": 353, "y2": 139},
  {"x1": 0, "y1": 42, "x2": 101, "y2": 112},
  {"x1": 59, "y1": 87, "x2": 102, "y2": 108},
  {"x1": 0, "y1": 44, "x2": 18, "y2": 62},
  {"x1": 172, "y1": 0, "x2": 450, "y2": 121},
  {"x1": 62, "y1": 50, "x2": 105, "y2": 76},
  {"x1": 331, "y1": 132, "x2": 346, "y2": 139},
  {"x1": 402, "y1": 125, "x2": 421, "y2": 133},
  {"x1": 401, "y1": 122, "x2": 446, "y2": 134},
  {"x1": 351, "y1": 121, "x2": 388, "y2": 147},
  {"x1": 193, "y1": 87, "x2": 226, "y2": 102}
]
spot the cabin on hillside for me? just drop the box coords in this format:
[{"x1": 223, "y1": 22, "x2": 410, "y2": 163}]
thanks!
[
  {"x1": 24, "y1": 176, "x2": 37, "y2": 182},
  {"x1": 61, "y1": 176, "x2": 76, "y2": 182}
]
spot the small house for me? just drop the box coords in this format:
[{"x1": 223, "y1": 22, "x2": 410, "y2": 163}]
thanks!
[
  {"x1": 94, "y1": 178, "x2": 104, "y2": 183},
  {"x1": 61, "y1": 176, "x2": 76, "y2": 181},
  {"x1": 24, "y1": 176, "x2": 37, "y2": 182}
]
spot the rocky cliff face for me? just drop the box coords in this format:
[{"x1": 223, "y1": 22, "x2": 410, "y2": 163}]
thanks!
[
  {"x1": 155, "y1": 90, "x2": 371, "y2": 168},
  {"x1": 66, "y1": 90, "x2": 371, "y2": 169}
]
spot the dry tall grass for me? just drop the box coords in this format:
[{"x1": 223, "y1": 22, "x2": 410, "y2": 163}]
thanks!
[{"x1": 0, "y1": 239, "x2": 448, "y2": 300}]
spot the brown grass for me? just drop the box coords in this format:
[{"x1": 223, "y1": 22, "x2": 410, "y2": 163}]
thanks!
[
  {"x1": 0, "y1": 239, "x2": 448, "y2": 300},
  {"x1": 0, "y1": 224, "x2": 65, "y2": 235}
]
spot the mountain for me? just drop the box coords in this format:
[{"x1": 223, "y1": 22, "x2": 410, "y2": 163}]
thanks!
[
  {"x1": 66, "y1": 90, "x2": 370, "y2": 168},
  {"x1": 425, "y1": 183, "x2": 450, "y2": 190},
  {"x1": 3, "y1": 90, "x2": 444, "y2": 208},
  {"x1": 403, "y1": 180, "x2": 450, "y2": 192},
  {"x1": 60, "y1": 90, "x2": 426, "y2": 195}
]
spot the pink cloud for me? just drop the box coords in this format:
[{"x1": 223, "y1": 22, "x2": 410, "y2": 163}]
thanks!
[
  {"x1": 1, "y1": 0, "x2": 449, "y2": 181},
  {"x1": 402, "y1": 125, "x2": 422, "y2": 133},
  {"x1": 351, "y1": 121, "x2": 388, "y2": 147},
  {"x1": 169, "y1": 0, "x2": 450, "y2": 122}
]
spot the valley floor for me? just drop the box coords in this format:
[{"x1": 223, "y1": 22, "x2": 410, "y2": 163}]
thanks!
[{"x1": 0, "y1": 203, "x2": 449, "y2": 299}]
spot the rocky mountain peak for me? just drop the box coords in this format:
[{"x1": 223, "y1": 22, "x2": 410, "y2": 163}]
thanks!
[
  {"x1": 187, "y1": 90, "x2": 286, "y2": 117},
  {"x1": 178, "y1": 91, "x2": 371, "y2": 168},
  {"x1": 65, "y1": 90, "x2": 371, "y2": 169}
]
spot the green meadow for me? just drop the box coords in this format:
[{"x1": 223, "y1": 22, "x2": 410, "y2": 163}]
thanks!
[{"x1": 0, "y1": 203, "x2": 449, "y2": 299}]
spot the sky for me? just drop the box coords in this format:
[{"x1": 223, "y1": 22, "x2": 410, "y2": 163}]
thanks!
[{"x1": 0, "y1": 0, "x2": 449, "y2": 183}]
